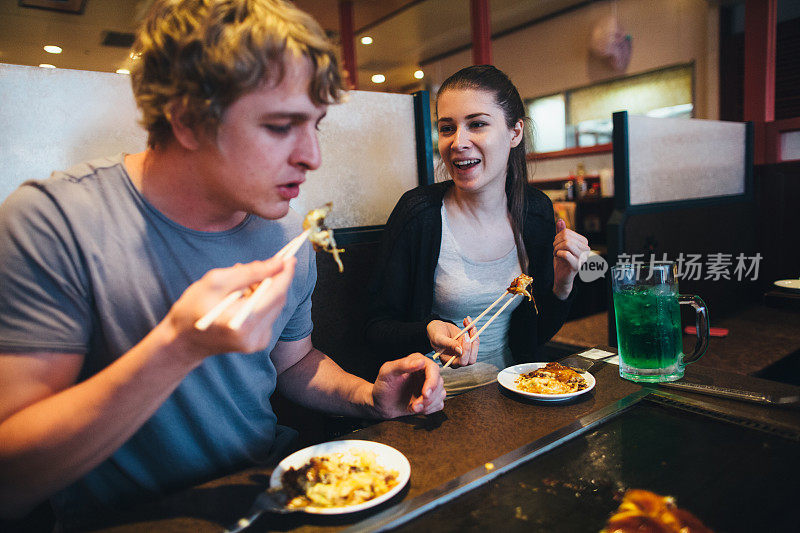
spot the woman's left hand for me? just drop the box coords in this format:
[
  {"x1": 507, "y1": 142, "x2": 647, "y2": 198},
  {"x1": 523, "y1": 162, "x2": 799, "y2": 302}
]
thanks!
[{"x1": 552, "y1": 218, "x2": 590, "y2": 299}]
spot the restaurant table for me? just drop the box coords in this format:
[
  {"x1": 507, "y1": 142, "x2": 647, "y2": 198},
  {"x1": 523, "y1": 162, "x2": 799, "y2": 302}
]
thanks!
[
  {"x1": 76, "y1": 351, "x2": 800, "y2": 533},
  {"x1": 552, "y1": 304, "x2": 800, "y2": 376},
  {"x1": 764, "y1": 288, "x2": 800, "y2": 311}
]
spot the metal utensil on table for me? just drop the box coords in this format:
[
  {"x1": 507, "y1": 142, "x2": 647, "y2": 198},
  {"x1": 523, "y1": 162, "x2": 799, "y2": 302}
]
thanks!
[
  {"x1": 561, "y1": 352, "x2": 618, "y2": 374},
  {"x1": 657, "y1": 381, "x2": 800, "y2": 408},
  {"x1": 224, "y1": 489, "x2": 297, "y2": 533}
]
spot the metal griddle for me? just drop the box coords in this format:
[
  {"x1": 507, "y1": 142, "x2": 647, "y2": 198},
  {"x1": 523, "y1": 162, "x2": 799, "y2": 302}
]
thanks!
[{"x1": 347, "y1": 390, "x2": 800, "y2": 533}]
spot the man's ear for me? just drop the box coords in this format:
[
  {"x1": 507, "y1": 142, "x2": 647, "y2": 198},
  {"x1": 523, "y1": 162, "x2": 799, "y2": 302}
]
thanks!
[
  {"x1": 167, "y1": 99, "x2": 201, "y2": 150},
  {"x1": 510, "y1": 118, "x2": 524, "y2": 148}
]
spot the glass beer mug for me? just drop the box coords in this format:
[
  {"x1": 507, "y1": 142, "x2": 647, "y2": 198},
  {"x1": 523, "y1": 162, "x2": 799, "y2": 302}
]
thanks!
[{"x1": 611, "y1": 262, "x2": 709, "y2": 382}]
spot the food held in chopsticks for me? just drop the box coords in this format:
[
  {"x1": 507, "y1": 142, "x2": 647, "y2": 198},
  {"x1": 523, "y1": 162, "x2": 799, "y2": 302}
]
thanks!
[
  {"x1": 507, "y1": 273, "x2": 537, "y2": 314},
  {"x1": 280, "y1": 450, "x2": 399, "y2": 509},
  {"x1": 601, "y1": 489, "x2": 713, "y2": 533},
  {"x1": 303, "y1": 202, "x2": 344, "y2": 272},
  {"x1": 507, "y1": 274, "x2": 533, "y2": 300},
  {"x1": 195, "y1": 203, "x2": 343, "y2": 331},
  {"x1": 514, "y1": 362, "x2": 587, "y2": 394}
]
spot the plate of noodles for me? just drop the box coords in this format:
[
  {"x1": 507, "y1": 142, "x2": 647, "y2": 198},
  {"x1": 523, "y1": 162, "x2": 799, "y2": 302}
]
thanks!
[
  {"x1": 497, "y1": 362, "x2": 596, "y2": 401},
  {"x1": 774, "y1": 279, "x2": 800, "y2": 292},
  {"x1": 269, "y1": 440, "x2": 410, "y2": 514}
]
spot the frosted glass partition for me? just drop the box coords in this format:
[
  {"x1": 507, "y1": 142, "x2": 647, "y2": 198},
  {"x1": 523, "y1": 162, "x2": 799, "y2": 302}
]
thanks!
[
  {"x1": 291, "y1": 90, "x2": 418, "y2": 228},
  {"x1": 626, "y1": 115, "x2": 747, "y2": 206},
  {"x1": 0, "y1": 64, "x2": 420, "y2": 228},
  {"x1": 0, "y1": 64, "x2": 146, "y2": 202},
  {"x1": 781, "y1": 130, "x2": 800, "y2": 162}
]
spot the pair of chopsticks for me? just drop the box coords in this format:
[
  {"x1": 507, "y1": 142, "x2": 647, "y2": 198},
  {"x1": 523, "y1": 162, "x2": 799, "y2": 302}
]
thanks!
[
  {"x1": 194, "y1": 228, "x2": 311, "y2": 331},
  {"x1": 436, "y1": 290, "x2": 520, "y2": 369}
]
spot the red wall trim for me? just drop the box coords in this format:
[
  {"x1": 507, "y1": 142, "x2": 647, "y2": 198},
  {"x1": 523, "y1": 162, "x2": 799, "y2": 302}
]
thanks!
[
  {"x1": 773, "y1": 117, "x2": 800, "y2": 133},
  {"x1": 744, "y1": 0, "x2": 777, "y2": 164},
  {"x1": 527, "y1": 143, "x2": 612, "y2": 161},
  {"x1": 339, "y1": 1, "x2": 357, "y2": 90},
  {"x1": 470, "y1": 0, "x2": 492, "y2": 65},
  {"x1": 744, "y1": 0, "x2": 777, "y2": 122}
]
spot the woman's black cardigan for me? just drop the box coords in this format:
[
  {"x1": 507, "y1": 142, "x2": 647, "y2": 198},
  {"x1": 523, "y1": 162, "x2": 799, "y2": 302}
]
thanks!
[{"x1": 364, "y1": 180, "x2": 574, "y2": 363}]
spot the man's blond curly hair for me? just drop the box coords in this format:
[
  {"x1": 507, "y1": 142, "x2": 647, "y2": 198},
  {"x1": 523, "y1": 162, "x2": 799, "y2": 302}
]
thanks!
[{"x1": 130, "y1": 0, "x2": 345, "y2": 148}]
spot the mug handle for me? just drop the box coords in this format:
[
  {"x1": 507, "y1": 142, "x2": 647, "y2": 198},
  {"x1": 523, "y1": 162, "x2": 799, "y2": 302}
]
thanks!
[{"x1": 678, "y1": 295, "x2": 709, "y2": 364}]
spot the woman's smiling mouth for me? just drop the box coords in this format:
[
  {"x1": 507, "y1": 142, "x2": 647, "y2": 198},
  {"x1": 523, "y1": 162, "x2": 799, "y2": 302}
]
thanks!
[{"x1": 453, "y1": 158, "x2": 480, "y2": 170}]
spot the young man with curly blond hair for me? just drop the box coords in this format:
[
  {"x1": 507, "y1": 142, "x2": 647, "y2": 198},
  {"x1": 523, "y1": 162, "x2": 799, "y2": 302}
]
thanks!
[{"x1": 0, "y1": 0, "x2": 444, "y2": 525}]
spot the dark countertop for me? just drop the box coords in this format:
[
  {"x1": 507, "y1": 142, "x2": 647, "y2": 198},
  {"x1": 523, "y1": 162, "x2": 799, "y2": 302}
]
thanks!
[
  {"x1": 552, "y1": 304, "x2": 800, "y2": 376},
  {"x1": 696, "y1": 304, "x2": 800, "y2": 375},
  {"x1": 78, "y1": 355, "x2": 800, "y2": 533}
]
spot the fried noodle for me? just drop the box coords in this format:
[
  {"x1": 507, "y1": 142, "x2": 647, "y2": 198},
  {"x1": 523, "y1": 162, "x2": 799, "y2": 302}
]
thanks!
[
  {"x1": 281, "y1": 450, "x2": 399, "y2": 509},
  {"x1": 515, "y1": 362, "x2": 588, "y2": 394}
]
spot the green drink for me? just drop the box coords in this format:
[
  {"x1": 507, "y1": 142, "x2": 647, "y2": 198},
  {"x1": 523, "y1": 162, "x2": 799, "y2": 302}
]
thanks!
[
  {"x1": 613, "y1": 287, "x2": 683, "y2": 381},
  {"x1": 611, "y1": 263, "x2": 709, "y2": 383}
]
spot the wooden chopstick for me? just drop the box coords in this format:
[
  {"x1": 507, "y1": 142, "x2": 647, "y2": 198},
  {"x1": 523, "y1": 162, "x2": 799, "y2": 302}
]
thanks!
[
  {"x1": 432, "y1": 291, "x2": 510, "y2": 361},
  {"x1": 194, "y1": 228, "x2": 311, "y2": 331},
  {"x1": 227, "y1": 228, "x2": 311, "y2": 330},
  {"x1": 194, "y1": 291, "x2": 246, "y2": 331},
  {"x1": 441, "y1": 294, "x2": 519, "y2": 369}
]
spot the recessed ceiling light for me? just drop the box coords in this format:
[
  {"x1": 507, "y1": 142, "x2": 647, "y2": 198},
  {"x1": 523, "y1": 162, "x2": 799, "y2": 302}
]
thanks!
[
  {"x1": 414, "y1": 70, "x2": 424, "y2": 79},
  {"x1": 360, "y1": 36, "x2": 373, "y2": 45},
  {"x1": 43, "y1": 45, "x2": 62, "y2": 54},
  {"x1": 371, "y1": 74, "x2": 385, "y2": 84},
  {"x1": 39, "y1": 64, "x2": 56, "y2": 68},
  {"x1": 116, "y1": 69, "x2": 130, "y2": 75}
]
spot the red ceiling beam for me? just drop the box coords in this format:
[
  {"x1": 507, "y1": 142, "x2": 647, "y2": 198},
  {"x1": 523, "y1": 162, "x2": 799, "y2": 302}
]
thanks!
[
  {"x1": 470, "y1": 0, "x2": 492, "y2": 65},
  {"x1": 743, "y1": 0, "x2": 777, "y2": 164},
  {"x1": 339, "y1": 0, "x2": 357, "y2": 90}
]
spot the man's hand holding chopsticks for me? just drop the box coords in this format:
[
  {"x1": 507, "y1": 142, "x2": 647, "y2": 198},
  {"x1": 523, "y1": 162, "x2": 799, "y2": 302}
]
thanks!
[
  {"x1": 163, "y1": 256, "x2": 296, "y2": 362},
  {"x1": 427, "y1": 317, "x2": 479, "y2": 368}
]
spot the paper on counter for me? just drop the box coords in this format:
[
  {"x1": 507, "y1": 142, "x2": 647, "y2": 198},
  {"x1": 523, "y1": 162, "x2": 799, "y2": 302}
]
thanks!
[{"x1": 576, "y1": 347, "x2": 619, "y2": 365}]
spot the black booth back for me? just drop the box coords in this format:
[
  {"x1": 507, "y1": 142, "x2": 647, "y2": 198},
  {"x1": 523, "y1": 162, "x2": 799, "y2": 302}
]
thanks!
[
  {"x1": 620, "y1": 200, "x2": 761, "y2": 318},
  {"x1": 310, "y1": 240, "x2": 382, "y2": 381}
]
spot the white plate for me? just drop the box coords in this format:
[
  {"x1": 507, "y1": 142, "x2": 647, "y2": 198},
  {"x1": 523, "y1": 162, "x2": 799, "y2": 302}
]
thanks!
[
  {"x1": 270, "y1": 439, "x2": 410, "y2": 514},
  {"x1": 497, "y1": 362, "x2": 596, "y2": 401},
  {"x1": 774, "y1": 279, "x2": 800, "y2": 292}
]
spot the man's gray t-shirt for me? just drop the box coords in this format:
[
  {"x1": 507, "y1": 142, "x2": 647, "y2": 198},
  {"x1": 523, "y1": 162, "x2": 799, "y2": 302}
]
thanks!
[{"x1": 0, "y1": 154, "x2": 316, "y2": 522}]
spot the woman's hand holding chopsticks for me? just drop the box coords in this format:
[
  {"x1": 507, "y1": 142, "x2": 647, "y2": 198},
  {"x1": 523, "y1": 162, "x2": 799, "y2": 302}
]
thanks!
[
  {"x1": 427, "y1": 317, "x2": 479, "y2": 368},
  {"x1": 428, "y1": 275, "x2": 533, "y2": 369}
]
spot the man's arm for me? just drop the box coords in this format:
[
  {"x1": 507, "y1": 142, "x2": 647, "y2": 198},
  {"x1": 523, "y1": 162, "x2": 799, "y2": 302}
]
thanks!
[
  {"x1": 0, "y1": 341, "x2": 196, "y2": 518},
  {"x1": 273, "y1": 337, "x2": 444, "y2": 420},
  {"x1": 0, "y1": 258, "x2": 294, "y2": 519}
]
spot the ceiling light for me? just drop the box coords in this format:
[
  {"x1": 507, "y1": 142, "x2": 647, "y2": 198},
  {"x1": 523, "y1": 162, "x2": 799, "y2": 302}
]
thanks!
[
  {"x1": 371, "y1": 74, "x2": 385, "y2": 84},
  {"x1": 43, "y1": 45, "x2": 62, "y2": 54},
  {"x1": 116, "y1": 69, "x2": 130, "y2": 75},
  {"x1": 39, "y1": 64, "x2": 56, "y2": 68},
  {"x1": 414, "y1": 70, "x2": 424, "y2": 79},
  {"x1": 360, "y1": 36, "x2": 373, "y2": 45}
]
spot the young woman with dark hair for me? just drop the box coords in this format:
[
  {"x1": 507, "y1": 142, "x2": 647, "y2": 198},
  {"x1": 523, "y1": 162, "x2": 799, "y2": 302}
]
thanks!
[{"x1": 365, "y1": 65, "x2": 590, "y2": 395}]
